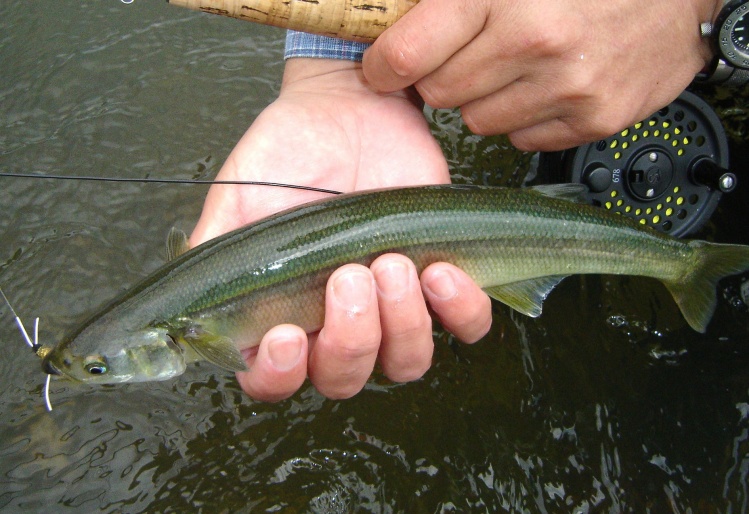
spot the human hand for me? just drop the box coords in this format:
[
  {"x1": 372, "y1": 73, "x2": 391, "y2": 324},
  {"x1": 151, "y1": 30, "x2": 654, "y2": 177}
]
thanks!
[
  {"x1": 190, "y1": 59, "x2": 492, "y2": 401},
  {"x1": 362, "y1": 0, "x2": 720, "y2": 151}
]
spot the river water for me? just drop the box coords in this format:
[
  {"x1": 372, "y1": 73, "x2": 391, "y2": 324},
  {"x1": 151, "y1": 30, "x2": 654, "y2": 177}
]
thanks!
[{"x1": 1, "y1": 1, "x2": 748, "y2": 512}]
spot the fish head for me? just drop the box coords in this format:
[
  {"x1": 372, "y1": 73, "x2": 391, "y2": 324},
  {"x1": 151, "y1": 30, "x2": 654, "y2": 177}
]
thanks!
[{"x1": 42, "y1": 326, "x2": 186, "y2": 383}]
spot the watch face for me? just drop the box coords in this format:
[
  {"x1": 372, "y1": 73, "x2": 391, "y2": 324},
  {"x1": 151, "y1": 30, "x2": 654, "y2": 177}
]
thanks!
[
  {"x1": 719, "y1": 1, "x2": 749, "y2": 68},
  {"x1": 732, "y1": 9, "x2": 749, "y2": 52}
]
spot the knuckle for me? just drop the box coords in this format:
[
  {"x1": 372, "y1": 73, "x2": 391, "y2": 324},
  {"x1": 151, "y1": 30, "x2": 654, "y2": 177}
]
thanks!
[
  {"x1": 562, "y1": 68, "x2": 599, "y2": 101},
  {"x1": 524, "y1": 19, "x2": 580, "y2": 58},
  {"x1": 391, "y1": 315, "x2": 432, "y2": 341},
  {"x1": 461, "y1": 106, "x2": 494, "y2": 136},
  {"x1": 377, "y1": 32, "x2": 423, "y2": 79},
  {"x1": 416, "y1": 80, "x2": 455, "y2": 109},
  {"x1": 579, "y1": 105, "x2": 633, "y2": 142},
  {"x1": 322, "y1": 332, "x2": 381, "y2": 364}
]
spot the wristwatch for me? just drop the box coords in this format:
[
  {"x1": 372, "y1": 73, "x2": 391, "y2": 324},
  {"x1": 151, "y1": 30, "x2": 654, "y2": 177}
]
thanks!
[{"x1": 699, "y1": 0, "x2": 749, "y2": 86}]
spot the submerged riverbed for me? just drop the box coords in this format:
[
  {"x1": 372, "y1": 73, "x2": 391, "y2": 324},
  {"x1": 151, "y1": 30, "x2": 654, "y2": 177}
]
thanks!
[{"x1": 1, "y1": 1, "x2": 748, "y2": 512}]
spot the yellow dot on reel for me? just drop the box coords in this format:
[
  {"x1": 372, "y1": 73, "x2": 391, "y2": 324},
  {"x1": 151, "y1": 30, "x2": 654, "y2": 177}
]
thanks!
[
  {"x1": 639, "y1": 219, "x2": 647, "y2": 225},
  {"x1": 666, "y1": 208, "x2": 673, "y2": 216},
  {"x1": 676, "y1": 197, "x2": 684, "y2": 205},
  {"x1": 610, "y1": 190, "x2": 618, "y2": 198},
  {"x1": 605, "y1": 202, "x2": 612, "y2": 209},
  {"x1": 653, "y1": 215, "x2": 661, "y2": 224}
]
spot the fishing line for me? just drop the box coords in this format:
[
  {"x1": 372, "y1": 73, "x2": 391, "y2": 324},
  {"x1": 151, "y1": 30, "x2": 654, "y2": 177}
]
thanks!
[{"x1": 0, "y1": 172, "x2": 342, "y2": 195}]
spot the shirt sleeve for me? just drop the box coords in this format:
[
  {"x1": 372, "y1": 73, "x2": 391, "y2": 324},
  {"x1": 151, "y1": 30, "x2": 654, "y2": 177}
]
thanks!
[{"x1": 284, "y1": 30, "x2": 370, "y2": 62}]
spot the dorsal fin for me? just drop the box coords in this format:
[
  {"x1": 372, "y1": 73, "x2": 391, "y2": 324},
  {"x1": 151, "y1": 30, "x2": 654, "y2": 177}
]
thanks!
[
  {"x1": 528, "y1": 184, "x2": 588, "y2": 203},
  {"x1": 166, "y1": 227, "x2": 190, "y2": 261}
]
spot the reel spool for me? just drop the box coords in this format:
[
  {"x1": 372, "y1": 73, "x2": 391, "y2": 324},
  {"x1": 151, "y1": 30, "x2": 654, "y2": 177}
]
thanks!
[{"x1": 535, "y1": 91, "x2": 736, "y2": 237}]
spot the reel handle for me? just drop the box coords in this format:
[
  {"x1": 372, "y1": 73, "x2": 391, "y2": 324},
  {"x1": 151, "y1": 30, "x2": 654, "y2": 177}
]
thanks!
[
  {"x1": 166, "y1": 0, "x2": 417, "y2": 43},
  {"x1": 691, "y1": 158, "x2": 737, "y2": 193}
]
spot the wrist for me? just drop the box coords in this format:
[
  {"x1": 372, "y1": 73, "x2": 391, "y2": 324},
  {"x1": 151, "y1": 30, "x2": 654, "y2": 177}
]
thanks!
[
  {"x1": 697, "y1": 0, "x2": 749, "y2": 85},
  {"x1": 281, "y1": 58, "x2": 422, "y2": 107}
]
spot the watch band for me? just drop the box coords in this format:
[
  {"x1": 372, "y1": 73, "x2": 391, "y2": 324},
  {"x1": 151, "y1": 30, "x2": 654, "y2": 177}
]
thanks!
[{"x1": 697, "y1": 0, "x2": 749, "y2": 86}]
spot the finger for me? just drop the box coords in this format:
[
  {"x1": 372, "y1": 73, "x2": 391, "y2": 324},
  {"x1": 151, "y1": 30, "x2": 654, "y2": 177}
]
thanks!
[
  {"x1": 508, "y1": 117, "x2": 599, "y2": 152},
  {"x1": 420, "y1": 263, "x2": 492, "y2": 343},
  {"x1": 308, "y1": 265, "x2": 382, "y2": 399},
  {"x1": 235, "y1": 324, "x2": 308, "y2": 402},
  {"x1": 363, "y1": 0, "x2": 488, "y2": 92},
  {"x1": 459, "y1": 78, "x2": 571, "y2": 139},
  {"x1": 415, "y1": 52, "x2": 522, "y2": 109},
  {"x1": 370, "y1": 254, "x2": 434, "y2": 382}
]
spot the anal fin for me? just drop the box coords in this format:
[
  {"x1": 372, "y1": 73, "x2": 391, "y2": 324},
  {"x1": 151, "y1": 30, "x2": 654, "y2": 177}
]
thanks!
[{"x1": 484, "y1": 275, "x2": 569, "y2": 317}]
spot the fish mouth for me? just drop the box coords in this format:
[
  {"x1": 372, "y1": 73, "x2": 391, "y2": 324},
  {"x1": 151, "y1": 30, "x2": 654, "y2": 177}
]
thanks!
[{"x1": 42, "y1": 357, "x2": 61, "y2": 376}]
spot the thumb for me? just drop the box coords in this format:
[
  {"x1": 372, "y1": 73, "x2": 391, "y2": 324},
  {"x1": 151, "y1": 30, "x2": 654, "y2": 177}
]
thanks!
[{"x1": 363, "y1": 0, "x2": 487, "y2": 92}]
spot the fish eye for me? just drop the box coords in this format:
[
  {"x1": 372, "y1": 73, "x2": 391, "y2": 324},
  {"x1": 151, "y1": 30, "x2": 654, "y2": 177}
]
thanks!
[{"x1": 84, "y1": 356, "x2": 108, "y2": 375}]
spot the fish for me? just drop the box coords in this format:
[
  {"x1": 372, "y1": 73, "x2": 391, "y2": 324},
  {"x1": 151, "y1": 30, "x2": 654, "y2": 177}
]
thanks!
[{"x1": 40, "y1": 184, "x2": 749, "y2": 384}]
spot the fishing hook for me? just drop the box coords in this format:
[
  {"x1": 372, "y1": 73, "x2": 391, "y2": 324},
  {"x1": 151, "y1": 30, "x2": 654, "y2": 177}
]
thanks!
[{"x1": 0, "y1": 286, "x2": 53, "y2": 411}]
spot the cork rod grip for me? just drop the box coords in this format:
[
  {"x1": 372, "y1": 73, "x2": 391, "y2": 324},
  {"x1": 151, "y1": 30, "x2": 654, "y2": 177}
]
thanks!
[{"x1": 166, "y1": 0, "x2": 418, "y2": 43}]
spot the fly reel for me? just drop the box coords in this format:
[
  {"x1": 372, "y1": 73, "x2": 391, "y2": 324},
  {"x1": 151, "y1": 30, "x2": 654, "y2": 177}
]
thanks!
[{"x1": 534, "y1": 91, "x2": 736, "y2": 237}]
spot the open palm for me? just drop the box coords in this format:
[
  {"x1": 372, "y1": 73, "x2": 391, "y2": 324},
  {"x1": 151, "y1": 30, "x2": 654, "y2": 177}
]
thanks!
[{"x1": 191, "y1": 59, "x2": 491, "y2": 402}]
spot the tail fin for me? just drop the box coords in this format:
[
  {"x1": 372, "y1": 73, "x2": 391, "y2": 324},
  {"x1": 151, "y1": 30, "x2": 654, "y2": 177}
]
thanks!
[{"x1": 664, "y1": 241, "x2": 749, "y2": 333}]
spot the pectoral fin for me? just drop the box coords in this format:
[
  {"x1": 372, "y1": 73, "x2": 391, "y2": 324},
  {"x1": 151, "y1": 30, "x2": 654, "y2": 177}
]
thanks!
[
  {"x1": 484, "y1": 275, "x2": 568, "y2": 317},
  {"x1": 183, "y1": 330, "x2": 247, "y2": 372}
]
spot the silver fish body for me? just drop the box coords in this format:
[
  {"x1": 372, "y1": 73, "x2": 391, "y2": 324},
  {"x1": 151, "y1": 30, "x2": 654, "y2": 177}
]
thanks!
[{"x1": 42, "y1": 185, "x2": 749, "y2": 383}]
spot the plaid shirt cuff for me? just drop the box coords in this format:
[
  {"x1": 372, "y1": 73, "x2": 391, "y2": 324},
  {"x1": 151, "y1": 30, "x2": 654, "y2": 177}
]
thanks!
[{"x1": 284, "y1": 30, "x2": 370, "y2": 62}]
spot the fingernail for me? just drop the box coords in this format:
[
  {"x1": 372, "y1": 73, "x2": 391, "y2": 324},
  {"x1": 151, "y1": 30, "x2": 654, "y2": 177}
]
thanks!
[
  {"x1": 373, "y1": 260, "x2": 410, "y2": 300},
  {"x1": 268, "y1": 337, "x2": 303, "y2": 371},
  {"x1": 424, "y1": 269, "x2": 457, "y2": 300},
  {"x1": 332, "y1": 269, "x2": 373, "y2": 315}
]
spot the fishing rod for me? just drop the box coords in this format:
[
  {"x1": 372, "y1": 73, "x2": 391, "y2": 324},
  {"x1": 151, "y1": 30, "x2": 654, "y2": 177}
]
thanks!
[{"x1": 164, "y1": 0, "x2": 417, "y2": 43}]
